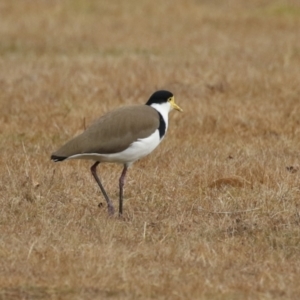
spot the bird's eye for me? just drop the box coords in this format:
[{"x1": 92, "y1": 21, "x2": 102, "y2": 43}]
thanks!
[{"x1": 168, "y1": 97, "x2": 172, "y2": 102}]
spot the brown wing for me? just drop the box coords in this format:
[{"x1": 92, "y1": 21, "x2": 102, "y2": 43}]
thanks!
[{"x1": 51, "y1": 105, "x2": 160, "y2": 158}]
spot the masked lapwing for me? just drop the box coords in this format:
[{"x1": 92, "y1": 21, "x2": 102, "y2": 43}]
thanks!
[{"x1": 51, "y1": 90, "x2": 182, "y2": 216}]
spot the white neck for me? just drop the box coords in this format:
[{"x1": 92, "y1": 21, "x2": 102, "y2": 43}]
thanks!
[{"x1": 150, "y1": 102, "x2": 172, "y2": 130}]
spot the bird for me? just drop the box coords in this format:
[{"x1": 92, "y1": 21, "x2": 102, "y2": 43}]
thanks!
[{"x1": 51, "y1": 90, "x2": 182, "y2": 216}]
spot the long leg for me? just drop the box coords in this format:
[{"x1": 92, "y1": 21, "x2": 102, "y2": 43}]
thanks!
[
  {"x1": 119, "y1": 164, "x2": 128, "y2": 216},
  {"x1": 91, "y1": 162, "x2": 114, "y2": 215}
]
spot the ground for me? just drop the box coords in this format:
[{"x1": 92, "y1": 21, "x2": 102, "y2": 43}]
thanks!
[{"x1": 0, "y1": 0, "x2": 300, "y2": 299}]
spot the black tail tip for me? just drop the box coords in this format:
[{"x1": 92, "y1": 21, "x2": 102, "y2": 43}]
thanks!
[{"x1": 51, "y1": 155, "x2": 67, "y2": 162}]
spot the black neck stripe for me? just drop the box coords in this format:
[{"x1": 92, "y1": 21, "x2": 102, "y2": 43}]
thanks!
[{"x1": 157, "y1": 111, "x2": 166, "y2": 139}]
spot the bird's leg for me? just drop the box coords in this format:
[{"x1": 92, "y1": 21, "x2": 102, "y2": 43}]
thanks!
[
  {"x1": 90, "y1": 162, "x2": 115, "y2": 215},
  {"x1": 118, "y1": 164, "x2": 128, "y2": 216}
]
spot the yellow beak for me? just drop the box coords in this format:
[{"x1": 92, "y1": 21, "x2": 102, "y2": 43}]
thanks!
[{"x1": 170, "y1": 96, "x2": 183, "y2": 112}]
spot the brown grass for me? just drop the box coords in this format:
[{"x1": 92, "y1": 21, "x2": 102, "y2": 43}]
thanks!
[{"x1": 1, "y1": 0, "x2": 300, "y2": 299}]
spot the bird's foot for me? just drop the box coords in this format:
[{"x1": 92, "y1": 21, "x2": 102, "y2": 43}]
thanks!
[
  {"x1": 108, "y1": 205, "x2": 115, "y2": 216},
  {"x1": 98, "y1": 202, "x2": 115, "y2": 216}
]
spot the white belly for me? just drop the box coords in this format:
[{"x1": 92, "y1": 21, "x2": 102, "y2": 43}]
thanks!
[{"x1": 67, "y1": 130, "x2": 162, "y2": 165}]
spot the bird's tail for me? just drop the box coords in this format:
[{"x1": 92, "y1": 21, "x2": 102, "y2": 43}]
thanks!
[{"x1": 51, "y1": 155, "x2": 67, "y2": 162}]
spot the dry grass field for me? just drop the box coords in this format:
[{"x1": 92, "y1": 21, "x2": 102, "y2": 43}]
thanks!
[{"x1": 1, "y1": 0, "x2": 300, "y2": 299}]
